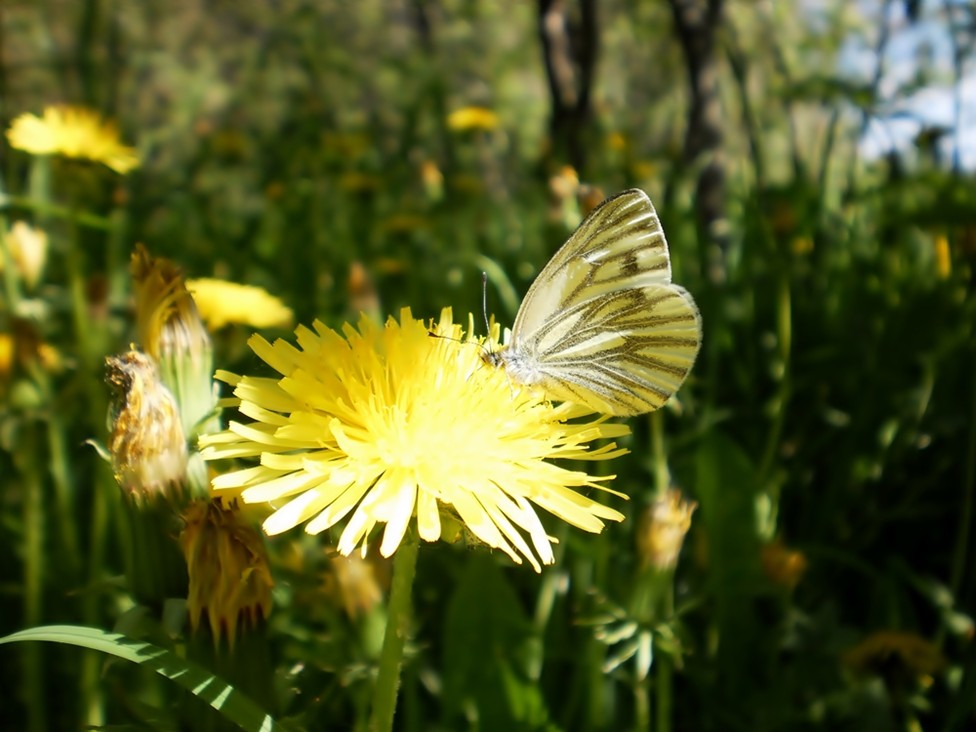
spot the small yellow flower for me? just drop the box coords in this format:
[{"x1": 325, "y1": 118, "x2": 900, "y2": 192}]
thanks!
[
  {"x1": 187, "y1": 278, "x2": 294, "y2": 331},
  {"x1": 200, "y1": 308, "x2": 630, "y2": 571},
  {"x1": 933, "y1": 233, "x2": 951, "y2": 279},
  {"x1": 636, "y1": 489, "x2": 697, "y2": 570},
  {"x1": 7, "y1": 105, "x2": 139, "y2": 174},
  {"x1": 180, "y1": 499, "x2": 274, "y2": 647},
  {"x1": 106, "y1": 351, "x2": 188, "y2": 504},
  {"x1": 447, "y1": 106, "x2": 500, "y2": 132}
]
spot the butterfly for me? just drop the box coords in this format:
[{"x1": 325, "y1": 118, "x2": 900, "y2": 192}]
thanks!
[{"x1": 486, "y1": 188, "x2": 701, "y2": 416}]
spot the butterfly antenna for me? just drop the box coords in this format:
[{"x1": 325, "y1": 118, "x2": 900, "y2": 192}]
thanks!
[{"x1": 481, "y1": 272, "x2": 491, "y2": 338}]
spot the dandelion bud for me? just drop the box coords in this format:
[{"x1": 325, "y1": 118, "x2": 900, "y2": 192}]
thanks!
[
  {"x1": 180, "y1": 500, "x2": 274, "y2": 648},
  {"x1": 636, "y1": 489, "x2": 697, "y2": 571},
  {"x1": 130, "y1": 245, "x2": 216, "y2": 442},
  {"x1": 2, "y1": 221, "x2": 48, "y2": 290},
  {"x1": 106, "y1": 350, "x2": 187, "y2": 504}
]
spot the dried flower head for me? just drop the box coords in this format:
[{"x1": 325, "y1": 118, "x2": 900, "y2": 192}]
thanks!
[
  {"x1": 106, "y1": 351, "x2": 188, "y2": 503},
  {"x1": 200, "y1": 308, "x2": 630, "y2": 571}
]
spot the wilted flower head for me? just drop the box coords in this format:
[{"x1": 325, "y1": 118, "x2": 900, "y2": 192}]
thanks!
[
  {"x1": 180, "y1": 500, "x2": 274, "y2": 647},
  {"x1": 843, "y1": 630, "x2": 946, "y2": 695},
  {"x1": 6, "y1": 105, "x2": 139, "y2": 174},
  {"x1": 636, "y1": 489, "x2": 697, "y2": 571},
  {"x1": 186, "y1": 278, "x2": 293, "y2": 331},
  {"x1": 106, "y1": 351, "x2": 188, "y2": 504},
  {"x1": 200, "y1": 308, "x2": 630, "y2": 571}
]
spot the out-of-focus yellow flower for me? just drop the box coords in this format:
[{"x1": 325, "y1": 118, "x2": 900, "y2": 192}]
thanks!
[
  {"x1": 0, "y1": 334, "x2": 13, "y2": 380},
  {"x1": 200, "y1": 308, "x2": 630, "y2": 572},
  {"x1": 339, "y1": 171, "x2": 381, "y2": 192},
  {"x1": 7, "y1": 105, "x2": 139, "y2": 174},
  {"x1": 2, "y1": 221, "x2": 48, "y2": 290},
  {"x1": 447, "y1": 106, "x2": 500, "y2": 132},
  {"x1": 606, "y1": 131, "x2": 628, "y2": 152},
  {"x1": 933, "y1": 234, "x2": 951, "y2": 279},
  {"x1": 180, "y1": 500, "x2": 274, "y2": 647},
  {"x1": 106, "y1": 351, "x2": 188, "y2": 504},
  {"x1": 419, "y1": 160, "x2": 444, "y2": 201},
  {"x1": 346, "y1": 261, "x2": 380, "y2": 323},
  {"x1": 636, "y1": 489, "x2": 697, "y2": 570},
  {"x1": 791, "y1": 236, "x2": 814, "y2": 256},
  {"x1": 186, "y1": 278, "x2": 293, "y2": 331},
  {"x1": 760, "y1": 537, "x2": 808, "y2": 589},
  {"x1": 0, "y1": 322, "x2": 65, "y2": 387},
  {"x1": 324, "y1": 552, "x2": 386, "y2": 619}
]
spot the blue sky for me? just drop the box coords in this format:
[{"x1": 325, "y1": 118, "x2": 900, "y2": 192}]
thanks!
[{"x1": 840, "y1": 0, "x2": 976, "y2": 169}]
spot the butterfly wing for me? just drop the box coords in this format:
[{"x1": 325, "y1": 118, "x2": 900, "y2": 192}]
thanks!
[{"x1": 505, "y1": 189, "x2": 701, "y2": 415}]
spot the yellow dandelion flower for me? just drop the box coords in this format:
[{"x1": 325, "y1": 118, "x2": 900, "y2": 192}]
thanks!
[
  {"x1": 187, "y1": 278, "x2": 294, "y2": 331},
  {"x1": 447, "y1": 106, "x2": 500, "y2": 132},
  {"x1": 200, "y1": 308, "x2": 630, "y2": 572},
  {"x1": 7, "y1": 105, "x2": 139, "y2": 174}
]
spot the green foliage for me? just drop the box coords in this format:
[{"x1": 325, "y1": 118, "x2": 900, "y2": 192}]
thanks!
[{"x1": 1, "y1": 1, "x2": 975, "y2": 730}]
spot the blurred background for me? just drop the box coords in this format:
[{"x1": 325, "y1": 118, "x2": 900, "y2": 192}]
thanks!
[{"x1": 2, "y1": 0, "x2": 976, "y2": 730}]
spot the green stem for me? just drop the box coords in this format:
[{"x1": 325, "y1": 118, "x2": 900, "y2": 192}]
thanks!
[
  {"x1": 0, "y1": 194, "x2": 113, "y2": 230},
  {"x1": 757, "y1": 272, "x2": 792, "y2": 529},
  {"x1": 370, "y1": 531, "x2": 419, "y2": 732},
  {"x1": 654, "y1": 586, "x2": 674, "y2": 732},
  {"x1": 20, "y1": 424, "x2": 47, "y2": 732}
]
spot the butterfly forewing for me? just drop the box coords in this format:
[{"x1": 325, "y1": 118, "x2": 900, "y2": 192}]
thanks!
[
  {"x1": 500, "y1": 188, "x2": 701, "y2": 416},
  {"x1": 512, "y1": 189, "x2": 672, "y2": 337}
]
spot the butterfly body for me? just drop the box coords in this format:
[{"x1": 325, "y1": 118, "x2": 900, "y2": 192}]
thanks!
[{"x1": 490, "y1": 189, "x2": 701, "y2": 416}]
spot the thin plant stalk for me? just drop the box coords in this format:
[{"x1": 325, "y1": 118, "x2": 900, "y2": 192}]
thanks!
[
  {"x1": 370, "y1": 531, "x2": 420, "y2": 732},
  {"x1": 18, "y1": 424, "x2": 47, "y2": 732}
]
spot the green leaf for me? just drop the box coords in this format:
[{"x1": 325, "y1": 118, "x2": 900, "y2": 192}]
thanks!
[
  {"x1": 0, "y1": 625, "x2": 295, "y2": 732},
  {"x1": 442, "y1": 556, "x2": 556, "y2": 731}
]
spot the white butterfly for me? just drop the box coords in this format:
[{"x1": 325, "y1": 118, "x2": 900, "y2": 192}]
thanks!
[{"x1": 487, "y1": 188, "x2": 701, "y2": 416}]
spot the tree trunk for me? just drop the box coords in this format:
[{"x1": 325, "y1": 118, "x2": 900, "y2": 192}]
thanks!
[
  {"x1": 538, "y1": 0, "x2": 597, "y2": 174},
  {"x1": 667, "y1": 0, "x2": 727, "y2": 266}
]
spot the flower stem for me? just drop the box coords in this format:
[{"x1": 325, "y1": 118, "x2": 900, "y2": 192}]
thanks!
[{"x1": 370, "y1": 532, "x2": 419, "y2": 732}]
